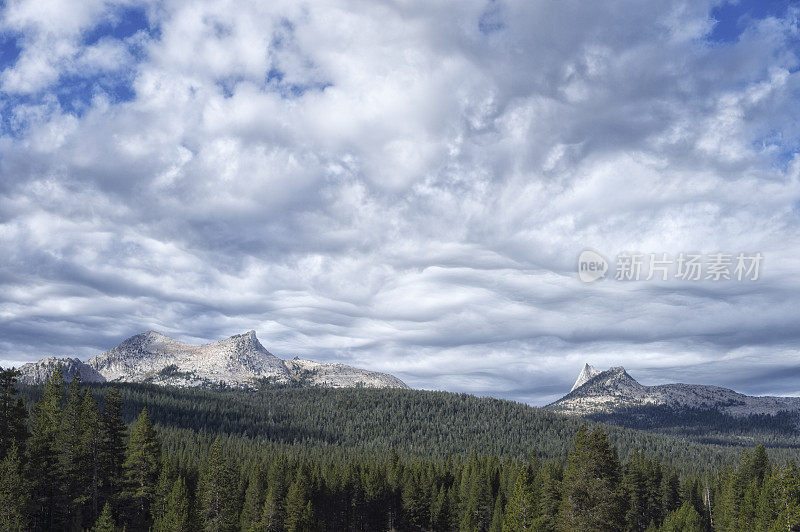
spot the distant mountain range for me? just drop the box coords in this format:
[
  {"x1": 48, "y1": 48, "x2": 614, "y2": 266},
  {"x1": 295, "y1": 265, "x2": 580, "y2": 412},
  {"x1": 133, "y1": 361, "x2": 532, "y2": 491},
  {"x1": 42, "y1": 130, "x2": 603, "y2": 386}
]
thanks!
[
  {"x1": 548, "y1": 363, "x2": 800, "y2": 418},
  {"x1": 18, "y1": 330, "x2": 408, "y2": 389}
]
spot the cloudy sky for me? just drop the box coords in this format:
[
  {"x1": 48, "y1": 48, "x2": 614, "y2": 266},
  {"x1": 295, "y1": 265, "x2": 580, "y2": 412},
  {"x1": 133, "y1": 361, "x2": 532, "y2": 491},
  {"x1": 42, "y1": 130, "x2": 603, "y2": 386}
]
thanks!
[{"x1": 1, "y1": 0, "x2": 799, "y2": 404}]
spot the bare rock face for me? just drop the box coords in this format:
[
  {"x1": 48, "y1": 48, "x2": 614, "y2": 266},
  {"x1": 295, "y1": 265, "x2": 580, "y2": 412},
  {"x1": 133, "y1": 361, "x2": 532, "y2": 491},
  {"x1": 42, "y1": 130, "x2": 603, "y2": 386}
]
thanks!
[
  {"x1": 87, "y1": 330, "x2": 292, "y2": 387},
  {"x1": 570, "y1": 363, "x2": 601, "y2": 392},
  {"x1": 548, "y1": 363, "x2": 800, "y2": 417},
  {"x1": 19, "y1": 331, "x2": 409, "y2": 390},
  {"x1": 18, "y1": 357, "x2": 106, "y2": 385},
  {"x1": 283, "y1": 358, "x2": 409, "y2": 389}
]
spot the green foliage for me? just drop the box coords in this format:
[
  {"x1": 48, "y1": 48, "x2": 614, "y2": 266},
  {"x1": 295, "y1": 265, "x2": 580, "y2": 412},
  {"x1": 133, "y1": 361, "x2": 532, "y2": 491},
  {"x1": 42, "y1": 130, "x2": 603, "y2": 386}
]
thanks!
[
  {"x1": 154, "y1": 475, "x2": 191, "y2": 531},
  {"x1": 99, "y1": 386, "x2": 127, "y2": 513},
  {"x1": 26, "y1": 365, "x2": 64, "y2": 529},
  {"x1": 60, "y1": 375, "x2": 101, "y2": 526},
  {"x1": 0, "y1": 368, "x2": 27, "y2": 460},
  {"x1": 589, "y1": 405, "x2": 800, "y2": 448},
  {"x1": 199, "y1": 437, "x2": 239, "y2": 531},
  {"x1": 560, "y1": 426, "x2": 624, "y2": 531},
  {"x1": 660, "y1": 501, "x2": 703, "y2": 532},
  {"x1": 0, "y1": 444, "x2": 27, "y2": 530},
  {"x1": 80, "y1": 389, "x2": 102, "y2": 520},
  {"x1": 8, "y1": 375, "x2": 800, "y2": 531},
  {"x1": 21, "y1": 382, "x2": 794, "y2": 469},
  {"x1": 240, "y1": 463, "x2": 266, "y2": 529},
  {"x1": 121, "y1": 408, "x2": 161, "y2": 527},
  {"x1": 93, "y1": 502, "x2": 116, "y2": 531},
  {"x1": 284, "y1": 470, "x2": 314, "y2": 532},
  {"x1": 502, "y1": 465, "x2": 539, "y2": 530}
]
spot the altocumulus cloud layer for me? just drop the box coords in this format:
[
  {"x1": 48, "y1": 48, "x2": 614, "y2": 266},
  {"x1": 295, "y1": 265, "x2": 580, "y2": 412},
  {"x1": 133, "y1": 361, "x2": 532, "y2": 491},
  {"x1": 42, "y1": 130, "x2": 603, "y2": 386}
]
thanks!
[{"x1": 1, "y1": 0, "x2": 800, "y2": 404}]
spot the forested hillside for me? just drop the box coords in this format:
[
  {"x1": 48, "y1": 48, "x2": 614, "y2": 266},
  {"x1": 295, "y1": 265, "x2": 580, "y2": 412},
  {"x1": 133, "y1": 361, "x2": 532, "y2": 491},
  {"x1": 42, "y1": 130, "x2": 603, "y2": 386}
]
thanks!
[
  {"x1": 18, "y1": 379, "x2": 800, "y2": 470},
  {"x1": 588, "y1": 405, "x2": 800, "y2": 447},
  {"x1": 4, "y1": 367, "x2": 800, "y2": 530}
]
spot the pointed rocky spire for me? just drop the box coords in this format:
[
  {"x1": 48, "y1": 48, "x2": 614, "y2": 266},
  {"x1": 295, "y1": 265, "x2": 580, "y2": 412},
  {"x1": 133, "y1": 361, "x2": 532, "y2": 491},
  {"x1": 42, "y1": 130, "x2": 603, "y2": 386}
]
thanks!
[{"x1": 570, "y1": 363, "x2": 601, "y2": 392}]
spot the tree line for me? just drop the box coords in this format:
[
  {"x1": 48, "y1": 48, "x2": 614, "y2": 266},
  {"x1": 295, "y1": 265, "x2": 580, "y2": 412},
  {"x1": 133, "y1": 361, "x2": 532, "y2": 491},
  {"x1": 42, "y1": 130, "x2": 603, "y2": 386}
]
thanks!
[{"x1": 4, "y1": 366, "x2": 800, "y2": 530}]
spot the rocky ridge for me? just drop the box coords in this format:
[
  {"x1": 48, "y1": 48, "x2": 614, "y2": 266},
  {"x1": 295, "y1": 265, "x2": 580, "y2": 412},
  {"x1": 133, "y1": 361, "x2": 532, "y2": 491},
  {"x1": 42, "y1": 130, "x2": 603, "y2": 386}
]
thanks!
[
  {"x1": 18, "y1": 331, "x2": 408, "y2": 390},
  {"x1": 548, "y1": 364, "x2": 800, "y2": 417}
]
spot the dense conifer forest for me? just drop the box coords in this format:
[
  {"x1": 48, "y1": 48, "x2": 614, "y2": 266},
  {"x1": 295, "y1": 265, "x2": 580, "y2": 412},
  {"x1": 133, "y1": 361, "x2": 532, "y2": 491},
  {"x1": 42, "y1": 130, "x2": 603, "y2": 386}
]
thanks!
[
  {"x1": 4, "y1": 366, "x2": 800, "y2": 531},
  {"x1": 588, "y1": 405, "x2": 800, "y2": 448}
]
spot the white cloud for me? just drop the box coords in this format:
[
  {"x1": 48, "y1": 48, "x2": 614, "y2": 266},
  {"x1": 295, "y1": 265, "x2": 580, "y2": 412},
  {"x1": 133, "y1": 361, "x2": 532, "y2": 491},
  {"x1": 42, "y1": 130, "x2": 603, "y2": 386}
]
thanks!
[{"x1": 1, "y1": 0, "x2": 800, "y2": 403}]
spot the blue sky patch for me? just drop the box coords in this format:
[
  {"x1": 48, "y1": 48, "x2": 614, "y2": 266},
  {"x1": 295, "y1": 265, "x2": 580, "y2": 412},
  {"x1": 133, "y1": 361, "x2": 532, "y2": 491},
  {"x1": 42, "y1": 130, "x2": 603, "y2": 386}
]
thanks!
[
  {"x1": 264, "y1": 66, "x2": 332, "y2": 99},
  {"x1": 709, "y1": 0, "x2": 792, "y2": 43},
  {"x1": 82, "y1": 5, "x2": 154, "y2": 46},
  {"x1": 478, "y1": 2, "x2": 505, "y2": 35},
  {"x1": 0, "y1": 32, "x2": 22, "y2": 72},
  {"x1": 55, "y1": 72, "x2": 136, "y2": 115}
]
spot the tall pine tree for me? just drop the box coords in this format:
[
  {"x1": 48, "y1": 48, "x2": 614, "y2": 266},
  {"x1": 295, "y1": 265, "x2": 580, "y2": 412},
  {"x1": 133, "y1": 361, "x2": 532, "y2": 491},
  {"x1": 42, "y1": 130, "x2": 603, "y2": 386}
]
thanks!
[
  {"x1": 240, "y1": 463, "x2": 266, "y2": 530},
  {"x1": 0, "y1": 444, "x2": 27, "y2": 530},
  {"x1": 80, "y1": 389, "x2": 102, "y2": 523},
  {"x1": 92, "y1": 502, "x2": 116, "y2": 532},
  {"x1": 59, "y1": 374, "x2": 88, "y2": 528},
  {"x1": 99, "y1": 386, "x2": 127, "y2": 514},
  {"x1": 199, "y1": 437, "x2": 239, "y2": 531},
  {"x1": 121, "y1": 408, "x2": 161, "y2": 529},
  {"x1": 0, "y1": 367, "x2": 27, "y2": 460},
  {"x1": 502, "y1": 465, "x2": 539, "y2": 530},
  {"x1": 559, "y1": 427, "x2": 624, "y2": 532},
  {"x1": 284, "y1": 469, "x2": 315, "y2": 532},
  {"x1": 153, "y1": 475, "x2": 191, "y2": 531},
  {"x1": 26, "y1": 365, "x2": 65, "y2": 530}
]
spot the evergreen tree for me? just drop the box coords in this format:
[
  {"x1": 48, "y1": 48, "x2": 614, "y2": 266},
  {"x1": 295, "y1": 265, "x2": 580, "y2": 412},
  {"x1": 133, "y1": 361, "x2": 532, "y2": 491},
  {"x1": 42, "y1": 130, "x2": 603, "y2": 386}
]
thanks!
[
  {"x1": 490, "y1": 493, "x2": 504, "y2": 532},
  {"x1": 199, "y1": 437, "x2": 239, "y2": 531},
  {"x1": 26, "y1": 365, "x2": 65, "y2": 529},
  {"x1": 93, "y1": 501, "x2": 116, "y2": 532},
  {"x1": 773, "y1": 462, "x2": 800, "y2": 531},
  {"x1": 153, "y1": 475, "x2": 191, "y2": 531},
  {"x1": 536, "y1": 462, "x2": 560, "y2": 532},
  {"x1": 755, "y1": 472, "x2": 778, "y2": 531},
  {"x1": 737, "y1": 479, "x2": 759, "y2": 531},
  {"x1": 0, "y1": 444, "x2": 27, "y2": 530},
  {"x1": 284, "y1": 470, "x2": 315, "y2": 532},
  {"x1": 362, "y1": 462, "x2": 391, "y2": 531},
  {"x1": 258, "y1": 455, "x2": 291, "y2": 531},
  {"x1": 660, "y1": 501, "x2": 703, "y2": 532},
  {"x1": 240, "y1": 463, "x2": 266, "y2": 529},
  {"x1": 99, "y1": 386, "x2": 127, "y2": 513},
  {"x1": 121, "y1": 408, "x2": 162, "y2": 528},
  {"x1": 742, "y1": 445, "x2": 770, "y2": 486},
  {"x1": 59, "y1": 374, "x2": 88, "y2": 527},
  {"x1": 81, "y1": 389, "x2": 102, "y2": 522},
  {"x1": 402, "y1": 468, "x2": 429, "y2": 529},
  {"x1": 150, "y1": 454, "x2": 178, "y2": 521},
  {"x1": 460, "y1": 458, "x2": 494, "y2": 531},
  {"x1": 502, "y1": 465, "x2": 539, "y2": 530},
  {"x1": 258, "y1": 486, "x2": 283, "y2": 532},
  {"x1": 559, "y1": 427, "x2": 624, "y2": 532},
  {"x1": 430, "y1": 485, "x2": 451, "y2": 532},
  {"x1": 151, "y1": 457, "x2": 177, "y2": 527},
  {"x1": 623, "y1": 451, "x2": 658, "y2": 532},
  {"x1": 660, "y1": 468, "x2": 680, "y2": 519},
  {"x1": 711, "y1": 468, "x2": 737, "y2": 531},
  {"x1": 0, "y1": 367, "x2": 27, "y2": 459}
]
